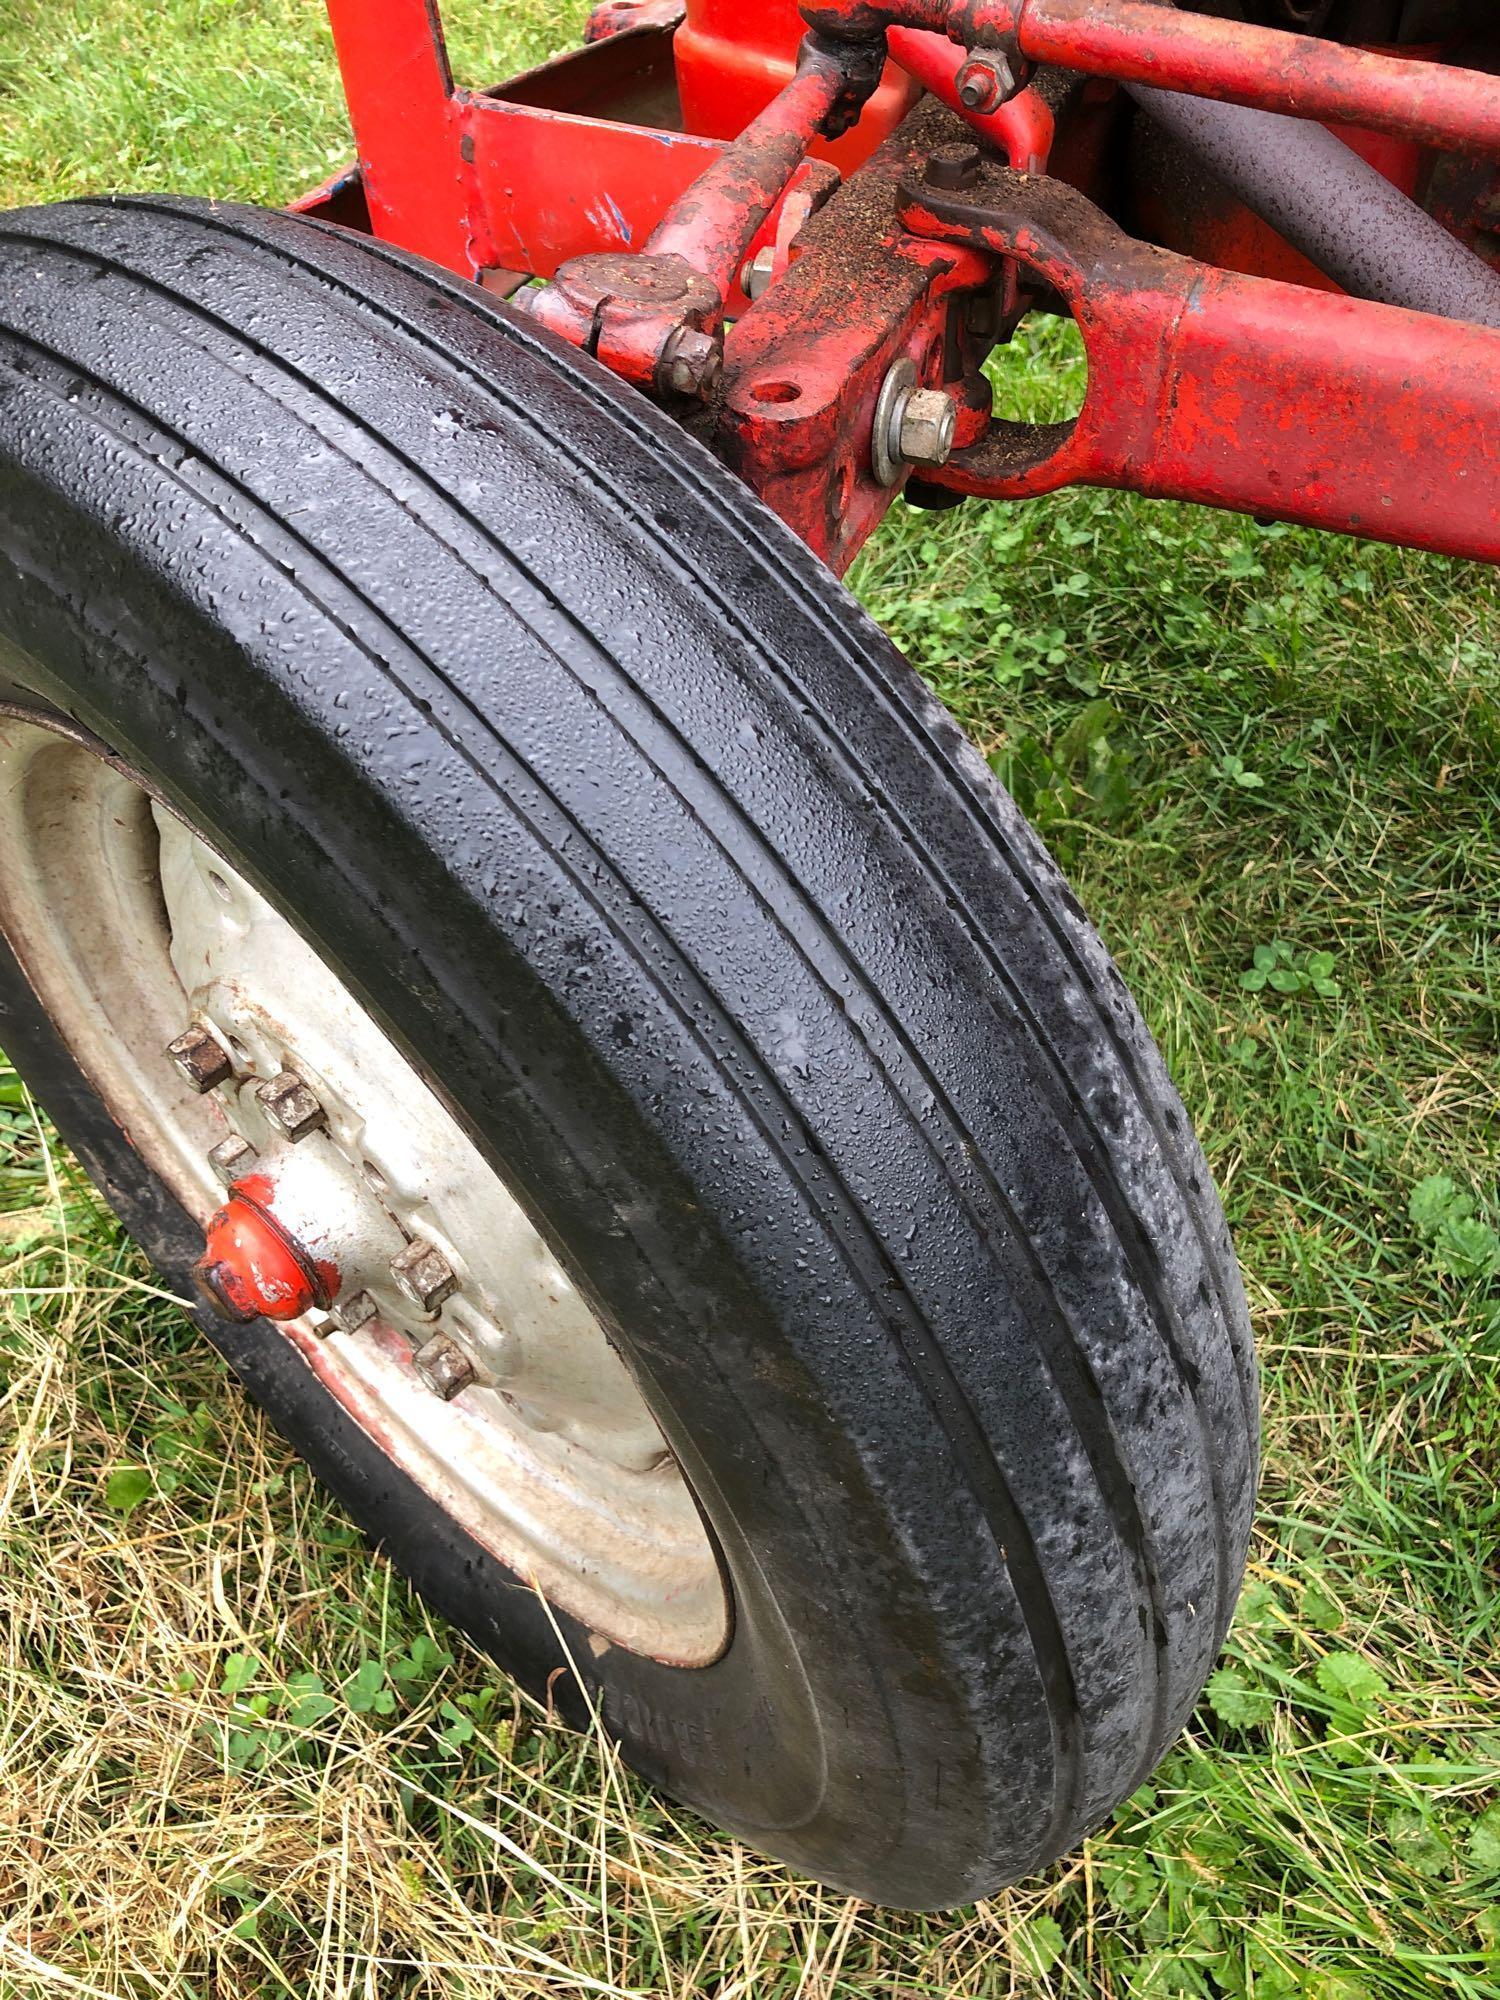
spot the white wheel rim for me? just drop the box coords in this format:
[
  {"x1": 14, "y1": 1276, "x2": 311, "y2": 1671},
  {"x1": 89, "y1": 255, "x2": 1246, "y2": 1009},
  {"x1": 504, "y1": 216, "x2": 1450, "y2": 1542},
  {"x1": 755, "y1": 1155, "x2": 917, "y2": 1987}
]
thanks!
[{"x1": 0, "y1": 715, "x2": 729, "y2": 1667}]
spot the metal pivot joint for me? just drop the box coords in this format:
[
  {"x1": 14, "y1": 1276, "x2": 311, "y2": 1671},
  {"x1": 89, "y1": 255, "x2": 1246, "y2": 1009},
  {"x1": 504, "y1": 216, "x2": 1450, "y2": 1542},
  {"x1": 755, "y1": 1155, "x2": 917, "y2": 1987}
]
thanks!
[{"x1": 872, "y1": 357, "x2": 958, "y2": 483}]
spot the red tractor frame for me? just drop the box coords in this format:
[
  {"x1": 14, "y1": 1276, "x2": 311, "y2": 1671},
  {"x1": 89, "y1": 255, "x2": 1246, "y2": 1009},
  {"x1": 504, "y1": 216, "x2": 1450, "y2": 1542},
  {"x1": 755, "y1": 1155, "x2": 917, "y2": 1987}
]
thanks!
[{"x1": 303, "y1": 0, "x2": 1500, "y2": 574}]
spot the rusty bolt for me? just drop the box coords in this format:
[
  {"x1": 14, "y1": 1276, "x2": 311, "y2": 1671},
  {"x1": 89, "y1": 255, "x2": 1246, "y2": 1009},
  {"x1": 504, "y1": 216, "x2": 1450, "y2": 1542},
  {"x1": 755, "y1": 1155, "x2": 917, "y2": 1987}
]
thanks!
[
  {"x1": 208, "y1": 1133, "x2": 259, "y2": 1186},
  {"x1": 331, "y1": 1289, "x2": 379, "y2": 1334},
  {"x1": 257, "y1": 1070, "x2": 327, "y2": 1143},
  {"x1": 899, "y1": 388, "x2": 958, "y2": 469},
  {"x1": 167, "y1": 1024, "x2": 233, "y2": 1094},
  {"x1": 925, "y1": 141, "x2": 983, "y2": 193},
  {"x1": 412, "y1": 1331, "x2": 476, "y2": 1400},
  {"x1": 657, "y1": 325, "x2": 723, "y2": 400},
  {"x1": 955, "y1": 52, "x2": 1017, "y2": 115},
  {"x1": 739, "y1": 246, "x2": 778, "y2": 302},
  {"x1": 391, "y1": 1237, "x2": 460, "y2": 1314}
]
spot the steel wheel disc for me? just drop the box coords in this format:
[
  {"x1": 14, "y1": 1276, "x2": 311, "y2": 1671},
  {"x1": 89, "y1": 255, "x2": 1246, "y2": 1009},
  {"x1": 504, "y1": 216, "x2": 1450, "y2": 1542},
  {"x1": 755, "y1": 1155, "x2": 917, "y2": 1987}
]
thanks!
[{"x1": 0, "y1": 714, "x2": 729, "y2": 1667}]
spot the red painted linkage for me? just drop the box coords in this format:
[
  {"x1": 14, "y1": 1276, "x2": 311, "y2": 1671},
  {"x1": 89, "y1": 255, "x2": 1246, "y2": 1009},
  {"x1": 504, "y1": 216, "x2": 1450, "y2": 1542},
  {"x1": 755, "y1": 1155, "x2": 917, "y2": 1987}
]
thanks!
[
  {"x1": 805, "y1": 0, "x2": 1500, "y2": 156},
  {"x1": 903, "y1": 167, "x2": 1500, "y2": 565},
  {"x1": 317, "y1": 0, "x2": 1500, "y2": 572}
]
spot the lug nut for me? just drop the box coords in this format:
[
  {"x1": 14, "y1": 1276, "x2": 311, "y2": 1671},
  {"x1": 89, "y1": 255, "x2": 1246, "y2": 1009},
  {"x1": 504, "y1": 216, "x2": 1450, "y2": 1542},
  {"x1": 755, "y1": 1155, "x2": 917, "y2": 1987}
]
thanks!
[
  {"x1": 898, "y1": 388, "x2": 958, "y2": 469},
  {"x1": 925, "y1": 141, "x2": 983, "y2": 192},
  {"x1": 391, "y1": 1237, "x2": 460, "y2": 1314},
  {"x1": 331, "y1": 1289, "x2": 379, "y2": 1334},
  {"x1": 257, "y1": 1070, "x2": 327, "y2": 1143},
  {"x1": 955, "y1": 52, "x2": 1018, "y2": 115},
  {"x1": 166, "y1": 1024, "x2": 233, "y2": 1094},
  {"x1": 208, "y1": 1133, "x2": 259, "y2": 1186},
  {"x1": 412, "y1": 1331, "x2": 476, "y2": 1400}
]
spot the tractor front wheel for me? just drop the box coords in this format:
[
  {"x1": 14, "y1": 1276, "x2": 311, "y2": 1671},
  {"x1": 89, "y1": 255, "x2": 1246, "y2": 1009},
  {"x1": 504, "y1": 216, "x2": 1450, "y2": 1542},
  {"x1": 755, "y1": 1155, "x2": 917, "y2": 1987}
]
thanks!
[{"x1": 0, "y1": 196, "x2": 1256, "y2": 1908}]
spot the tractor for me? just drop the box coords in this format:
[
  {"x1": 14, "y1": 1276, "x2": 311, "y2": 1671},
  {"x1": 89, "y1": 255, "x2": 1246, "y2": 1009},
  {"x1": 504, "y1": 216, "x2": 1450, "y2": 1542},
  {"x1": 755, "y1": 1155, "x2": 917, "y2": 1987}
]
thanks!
[{"x1": 0, "y1": 0, "x2": 1492, "y2": 1908}]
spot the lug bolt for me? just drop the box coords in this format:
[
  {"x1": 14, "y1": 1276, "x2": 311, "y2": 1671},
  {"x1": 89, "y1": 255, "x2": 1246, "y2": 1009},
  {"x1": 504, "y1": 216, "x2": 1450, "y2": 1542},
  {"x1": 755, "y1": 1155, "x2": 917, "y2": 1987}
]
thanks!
[
  {"x1": 257, "y1": 1070, "x2": 327, "y2": 1143},
  {"x1": 331, "y1": 1289, "x2": 379, "y2": 1334},
  {"x1": 412, "y1": 1331, "x2": 476, "y2": 1401},
  {"x1": 955, "y1": 52, "x2": 1018, "y2": 115},
  {"x1": 208, "y1": 1133, "x2": 259, "y2": 1186},
  {"x1": 898, "y1": 388, "x2": 958, "y2": 469},
  {"x1": 657, "y1": 325, "x2": 723, "y2": 401},
  {"x1": 166, "y1": 1024, "x2": 233, "y2": 1094},
  {"x1": 925, "y1": 141, "x2": 983, "y2": 192},
  {"x1": 391, "y1": 1237, "x2": 460, "y2": 1314}
]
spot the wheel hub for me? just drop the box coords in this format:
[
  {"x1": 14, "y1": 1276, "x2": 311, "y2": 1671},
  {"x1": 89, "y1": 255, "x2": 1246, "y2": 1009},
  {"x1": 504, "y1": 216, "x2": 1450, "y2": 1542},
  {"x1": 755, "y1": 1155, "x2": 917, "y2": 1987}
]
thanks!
[{"x1": 0, "y1": 716, "x2": 729, "y2": 1667}]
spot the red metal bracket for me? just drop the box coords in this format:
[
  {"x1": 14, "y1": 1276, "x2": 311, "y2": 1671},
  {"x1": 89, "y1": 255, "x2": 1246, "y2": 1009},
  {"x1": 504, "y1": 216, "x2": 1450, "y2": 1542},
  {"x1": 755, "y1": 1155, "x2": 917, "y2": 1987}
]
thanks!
[
  {"x1": 718, "y1": 105, "x2": 997, "y2": 572},
  {"x1": 901, "y1": 164, "x2": 1500, "y2": 563}
]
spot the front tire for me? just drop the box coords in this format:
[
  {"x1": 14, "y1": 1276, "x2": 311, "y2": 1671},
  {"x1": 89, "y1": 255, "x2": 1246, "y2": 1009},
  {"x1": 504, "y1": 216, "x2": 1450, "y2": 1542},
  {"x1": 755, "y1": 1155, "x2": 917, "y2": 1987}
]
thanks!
[{"x1": 0, "y1": 195, "x2": 1257, "y2": 1908}]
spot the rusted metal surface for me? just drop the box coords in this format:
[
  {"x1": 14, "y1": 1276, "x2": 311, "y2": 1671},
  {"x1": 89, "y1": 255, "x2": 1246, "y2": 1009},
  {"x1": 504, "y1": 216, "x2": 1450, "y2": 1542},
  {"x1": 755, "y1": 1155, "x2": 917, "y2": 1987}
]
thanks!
[
  {"x1": 886, "y1": 25, "x2": 1056, "y2": 169},
  {"x1": 586, "y1": 0, "x2": 687, "y2": 43},
  {"x1": 532, "y1": 37, "x2": 878, "y2": 393},
  {"x1": 803, "y1": 0, "x2": 1500, "y2": 154},
  {"x1": 717, "y1": 102, "x2": 995, "y2": 571},
  {"x1": 899, "y1": 164, "x2": 1500, "y2": 561}
]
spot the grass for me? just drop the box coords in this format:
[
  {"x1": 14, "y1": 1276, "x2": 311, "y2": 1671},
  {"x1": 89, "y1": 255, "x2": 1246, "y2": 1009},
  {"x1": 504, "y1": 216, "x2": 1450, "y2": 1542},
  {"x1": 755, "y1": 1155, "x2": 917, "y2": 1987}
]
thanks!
[{"x1": 1, "y1": 1, "x2": 1498, "y2": 1993}]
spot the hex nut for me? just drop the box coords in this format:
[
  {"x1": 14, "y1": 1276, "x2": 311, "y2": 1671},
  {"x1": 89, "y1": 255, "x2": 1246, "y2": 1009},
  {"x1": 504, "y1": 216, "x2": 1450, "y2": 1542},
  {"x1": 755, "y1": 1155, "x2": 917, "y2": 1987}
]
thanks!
[
  {"x1": 331, "y1": 1289, "x2": 379, "y2": 1334},
  {"x1": 898, "y1": 388, "x2": 958, "y2": 470},
  {"x1": 257, "y1": 1069, "x2": 327, "y2": 1142},
  {"x1": 167, "y1": 1024, "x2": 233, "y2": 1094},
  {"x1": 412, "y1": 1331, "x2": 476, "y2": 1401},
  {"x1": 955, "y1": 52, "x2": 1017, "y2": 114},
  {"x1": 208, "y1": 1133, "x2": 259, "y2": 1186},
  {"x1": 657, "y1": 326, "x2": 723, "y2": 401},
  {"x1": 391, "y1": 1237, "x2": 460, "y2": 1314}
]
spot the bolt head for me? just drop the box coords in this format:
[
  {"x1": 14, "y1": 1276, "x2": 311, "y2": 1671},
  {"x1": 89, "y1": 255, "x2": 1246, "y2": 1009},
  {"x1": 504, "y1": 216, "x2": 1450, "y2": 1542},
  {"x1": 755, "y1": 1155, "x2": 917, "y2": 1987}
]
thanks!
[
  {"x1": 331, "y1": 1289, "x2": 379, "y2": 1334},
  {"x1": 658, "y1": 326, "x2": 723, "y2": 401},
  {"x1": 258, "y1": 1070, "x2": 327, "y2": 1142},
  {"x1": 391, "y1": 1237, "x2": 460, "y2": 1314},
  {"x1": 167, "y1": 1025, "x2": 233, "y2": 1094},
  {"x1": 412, "y1": 1332, "x2": 476, "y2": 1400},
  {"x1": 208, "y1": 1133, "x2": 259, "y2": 1186},
  {"x1": 898, "y1": 388, "x2": 957, "y2": 469},
  {"x1": 925, "y1": 141, "x2": 983, "y2": 192}
]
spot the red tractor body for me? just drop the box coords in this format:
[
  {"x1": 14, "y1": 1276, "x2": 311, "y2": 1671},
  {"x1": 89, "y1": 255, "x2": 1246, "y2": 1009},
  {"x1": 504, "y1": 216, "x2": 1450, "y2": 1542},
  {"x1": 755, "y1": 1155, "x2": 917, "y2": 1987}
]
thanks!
[{"x1": 304, "y1": 2, "x2": 1500, "y2": 569}]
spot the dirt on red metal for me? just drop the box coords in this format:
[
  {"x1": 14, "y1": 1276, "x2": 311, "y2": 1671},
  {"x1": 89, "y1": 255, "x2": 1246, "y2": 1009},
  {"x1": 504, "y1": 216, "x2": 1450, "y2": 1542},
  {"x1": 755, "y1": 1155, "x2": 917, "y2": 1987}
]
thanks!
[
  {"x1": 902, "y1": 164, "x2": 1500, "y2": 561},
  {"x1": 315, "y1": 0, "x2": 1500, "y2": 573}
]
